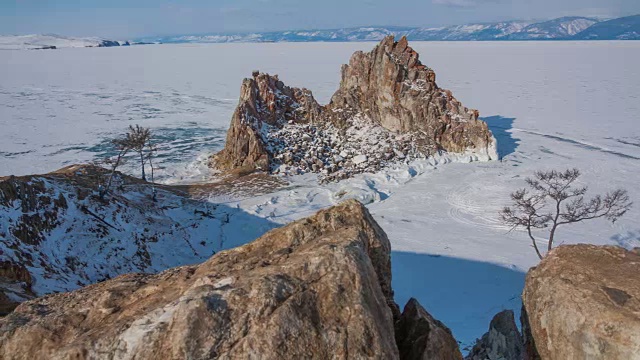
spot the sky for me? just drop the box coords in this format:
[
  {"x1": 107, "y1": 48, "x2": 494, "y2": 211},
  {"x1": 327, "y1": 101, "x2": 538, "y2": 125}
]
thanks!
[{"x1": 1, "y1": 0, "x2": 639, "y2": 39}]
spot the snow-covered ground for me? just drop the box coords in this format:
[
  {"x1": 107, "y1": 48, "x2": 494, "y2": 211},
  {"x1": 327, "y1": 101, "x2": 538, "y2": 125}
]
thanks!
[{"x1": 1, "y1": 41, "x2": 639, "y2": 349}]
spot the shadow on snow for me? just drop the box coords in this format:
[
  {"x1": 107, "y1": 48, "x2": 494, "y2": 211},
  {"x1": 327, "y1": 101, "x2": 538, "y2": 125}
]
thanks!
[
  {"x1": 482, "y1": 115, "x2": 519, "y2": 160},
  {"x1": 391, "y1": 251, "x2": 526, "y2": 351}
]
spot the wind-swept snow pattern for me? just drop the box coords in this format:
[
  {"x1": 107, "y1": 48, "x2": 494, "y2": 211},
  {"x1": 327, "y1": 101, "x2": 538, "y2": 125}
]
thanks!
[{"x1": 1, "y1": 41, "x2": 639, "y2": 350}]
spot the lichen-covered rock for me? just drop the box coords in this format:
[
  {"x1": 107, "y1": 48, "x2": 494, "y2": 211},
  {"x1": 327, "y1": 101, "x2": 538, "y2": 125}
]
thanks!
[
  {"x1": 466, "y1": 310, "x2": 523, "y2": 360},
  {"x1": 522, "y1": 245, "x2": 640, "y2": 360},
  {"x1": 395, "y1": 297, "x2": 463, "y2": 360},
  {"x1": 0, "y1": 200, "x2": 402, "y2": 359},
  {"x1": 211, "y1": 36, "x2": 497, "y2": 181}
]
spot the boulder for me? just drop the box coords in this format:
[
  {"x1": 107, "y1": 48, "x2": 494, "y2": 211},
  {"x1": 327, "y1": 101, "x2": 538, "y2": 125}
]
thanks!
[
  {"x1": 522, "y1": 245, "x2": 640, "y2": 360},
  {"x1": 0, "y1": 200, "x2": 402, "y2": 359},
  {"x1": 466, "y1": 310, "x2": 523, "y2": 360},
  {"x1": 395, "y1": 298, "x2": 463, "y2": 360}
]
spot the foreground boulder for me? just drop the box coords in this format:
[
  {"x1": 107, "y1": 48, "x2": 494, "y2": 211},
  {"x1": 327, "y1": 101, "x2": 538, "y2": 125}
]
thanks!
[
  {"x1": 396, "y1": 298, "x2": 463, "y2": 359},
  {"x1": 211, "y1": 36, "x2": 497, "y2": 182},
  {"x1": 1, "y1": 200, "x2": 397, "y2": 358},
  {"x1": 522, "y1": 245, "x2": 640, "y2": 359}
]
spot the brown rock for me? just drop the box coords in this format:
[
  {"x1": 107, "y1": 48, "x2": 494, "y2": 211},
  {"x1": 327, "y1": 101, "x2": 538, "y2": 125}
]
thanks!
[
  {"x1": 328, "y1": 36, "x2": 494, "y2": 155},
  {"x1": 522, "y1": 245, "x2": 640, "y2": 360},
  {"x1": 211, "y1": 72, "x2": 321, "y2": 172},
  {"x1": 395, "y1": 297, "x2": 463, "y2": 360},
  {"x1": 0, "y1": 200, "x2": 401, "y2": 359}
]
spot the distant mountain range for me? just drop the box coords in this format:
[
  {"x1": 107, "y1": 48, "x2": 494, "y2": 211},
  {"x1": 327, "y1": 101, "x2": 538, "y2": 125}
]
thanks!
[
  {"x1": 1, "y1": 14, "x2": 638, "y2": 50},
  {"x1": 142, "y1": 15, "x2": 640, "y2": 43}
]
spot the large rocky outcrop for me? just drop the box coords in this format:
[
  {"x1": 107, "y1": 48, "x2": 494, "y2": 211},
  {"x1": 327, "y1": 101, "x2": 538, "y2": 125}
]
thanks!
[
  {"x1": 522, "y1": 245, "x2": 640, "y2": 360},
  {"x1": 328, "y1": 36, "x2": 493, "y2": 154},
  {"x1": 0, "y1": 200, "x2": 459, "y2": 359},
  {"x1": 211, "y1": 36, "x2": 497, "y2": 182},
  {"x1": 212, "y1": 72, "x2": 321, "y2": 172}
]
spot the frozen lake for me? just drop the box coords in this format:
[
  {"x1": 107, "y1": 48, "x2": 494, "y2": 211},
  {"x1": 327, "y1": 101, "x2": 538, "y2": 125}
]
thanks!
[{"x1": 1, "y1": 41, "x2": 640, "y2": 349}]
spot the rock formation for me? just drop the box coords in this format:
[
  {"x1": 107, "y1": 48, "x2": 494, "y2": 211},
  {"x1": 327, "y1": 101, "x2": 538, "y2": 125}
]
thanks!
[
  {"x1": 465, "y1": 310, "x2": 523, "y2": 360},
  {"x1": 522, "y1": 245, "x2": 640, "y2": 360},
  {"x1": 396, "y1": 298, "x2": 463, "y2": 359},
  {"x1": 212, "y1": 72, "x2": 321, "y2": 173},
  {"x1": 211, "y1": 36, "x2": 497, "y2": 182},
  {"x1": 0, "y1": 200, "x2": 459, "y2": 359}
]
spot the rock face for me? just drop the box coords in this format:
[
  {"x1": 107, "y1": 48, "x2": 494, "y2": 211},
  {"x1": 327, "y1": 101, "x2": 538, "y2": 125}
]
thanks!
[
  {"x1": 211, "y1": 36, "x2": 497, "y2": 182},
  {"x1": 212, "y1": 73, "x2": 321, "y2": 172},
  {"x1": 0, "y1": 201, "x2": 393, "y2": 358},
  {"x1": 522, "y1": 245, "x2": 640, "y2": 360},
  {"x1": 395, "y1": 298, "x2": 463, "y2": 360},
  {"x1": 328, "y1": 36, "x2": 493, "y2": 155},
  {"x1": 466, "y1": 310, "x2": 523, "y2": 360}
]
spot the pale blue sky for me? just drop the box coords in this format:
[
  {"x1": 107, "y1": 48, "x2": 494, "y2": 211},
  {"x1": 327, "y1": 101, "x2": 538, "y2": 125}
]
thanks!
[{"x1": 2, "y1": 0, "x2": 639, "y2": 38}]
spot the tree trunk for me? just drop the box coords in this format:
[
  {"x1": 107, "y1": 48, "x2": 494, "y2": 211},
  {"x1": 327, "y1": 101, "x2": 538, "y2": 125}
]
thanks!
[
  {"x1": 140, "y1": 152, "x2": 146, "y2": 181},
  {"x1": 527, "y1": 226, "x2": 543, "y2": 260},
  {"x1": 103, "y1": 150, "x2": 126, "y2": 199}
]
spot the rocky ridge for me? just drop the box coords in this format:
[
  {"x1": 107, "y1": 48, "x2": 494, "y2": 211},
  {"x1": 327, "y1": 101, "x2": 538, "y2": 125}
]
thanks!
[
  {"x1": 0, "y1": 164, "x2": 277, "y2": 314},
  {"x1": 0, "y1": 200, "x2": 460, "y2": 359},
  {"x1": 211, "y1": 36, "x2": 497, "y2": 182}
]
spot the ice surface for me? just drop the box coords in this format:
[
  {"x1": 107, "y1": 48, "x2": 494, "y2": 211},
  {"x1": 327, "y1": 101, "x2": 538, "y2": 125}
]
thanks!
[{"x1": 1, "y1": 41, "x2": 640, "y2": 349}]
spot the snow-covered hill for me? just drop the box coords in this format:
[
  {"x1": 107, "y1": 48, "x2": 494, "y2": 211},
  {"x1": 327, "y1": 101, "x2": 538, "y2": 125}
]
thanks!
[
  {"x1": 505, "y1": 16, "x2": 599, "y2": 39},
  {"x1": 0, "y1": 165, "x2": 278, "y2": 310},
  {"x1": 572, "y1": 14, "x2": 640, "y2": 40},
  {"x1": 141, "y1": 16, "x2": 610, "y2": 43},
  {"x1": 0, "y1": 34, "x2": 128, "y2": 50}
]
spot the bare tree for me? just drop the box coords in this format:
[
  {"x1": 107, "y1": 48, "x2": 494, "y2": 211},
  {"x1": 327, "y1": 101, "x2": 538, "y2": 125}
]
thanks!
[
  {"x1": 500, "y1": 168, "x2": 632, "y2": 259},
  {"x1": 122, "y1": 125, "x2": 151, "y2": 181},
  {"x1": 100, "y1": 137, "x2": 130, "y2": 199}
]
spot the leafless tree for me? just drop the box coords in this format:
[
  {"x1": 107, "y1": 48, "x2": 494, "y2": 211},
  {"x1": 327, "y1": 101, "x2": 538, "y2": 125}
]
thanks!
[
  {"x1": 500, "y1": 168, "x2": 632, "y2": 259},
  {"x1": 122, "y1": 125, "x2": 151, "y2": 181},
  {"x1": 99, "y1": 137, "x2": 130, "y2": 199}
]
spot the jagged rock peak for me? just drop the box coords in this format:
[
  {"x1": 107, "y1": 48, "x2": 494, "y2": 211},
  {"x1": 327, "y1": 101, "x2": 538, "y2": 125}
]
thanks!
[
  {"x1": 0, "y1": 200, "x2": 406, "y2": 359},
  {"x1": 329, "y1": 35, "x2": 494, "y2": 154},
  {"x1": 395, "y1": 297, "x2": 463, "y2": 360},
  {"x1": 211, "y1": 72, "x2": 322, "y2": 172},
  {"x1": 211, "y1": 36, "x2": 497, "y2": 181},
  {"x1": 465, "y1": 309, "x2": 523, "y2": 360}
]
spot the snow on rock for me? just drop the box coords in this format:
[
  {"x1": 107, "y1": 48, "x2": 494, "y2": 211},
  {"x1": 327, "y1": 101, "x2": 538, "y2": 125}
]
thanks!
[{"x1": 211, "y1": 36, "x2": 497, "y2": 183}]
